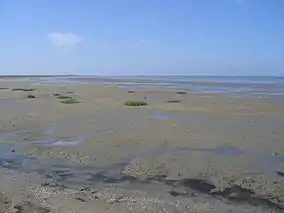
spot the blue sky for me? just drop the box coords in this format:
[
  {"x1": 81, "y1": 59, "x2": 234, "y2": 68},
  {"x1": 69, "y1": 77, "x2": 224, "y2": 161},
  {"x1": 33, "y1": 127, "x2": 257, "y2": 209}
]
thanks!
[{"x1": 0, "y1": 0, "x2": 283, "y2": 76}]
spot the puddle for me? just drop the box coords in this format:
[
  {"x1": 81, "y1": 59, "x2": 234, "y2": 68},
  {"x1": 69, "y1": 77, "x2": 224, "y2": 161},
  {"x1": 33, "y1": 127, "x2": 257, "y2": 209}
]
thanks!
[
  {"x1": 138, "y1": 147, "x2": 188, "y2": 158},
  {"x1": 147, "y1": 114, "x2": 206, "y2": 123},
  {"x1": 44, "y1": 126, "x2": 56, "y2": 135},
  {"x1": 191, "y1": 146, "x2": 284, "y2": 166},
  {"x1": 148, "y1": 114, "x2": 284, "y2": 129},
  {"x1": 31, "y1": 139, "x2": 82, "y2": 147},
  {"x1": 261, "y1": 121, "x2": 284, "y2": 126},
  {"x1": 0, "y1": 127, "x2": 106, "y2": 148},
  {"x1": 0, "y1": 130, "x2": 30, "y2": 142},
  {"x1": 262, "y1": 155, "x2": 284, "y2": 163},
  {"x1": 192, "y1": 146, "x2": 248, "y2": 156},
  {"x1": 0, "y1": 100, "x2": 20, "y2": 109}
]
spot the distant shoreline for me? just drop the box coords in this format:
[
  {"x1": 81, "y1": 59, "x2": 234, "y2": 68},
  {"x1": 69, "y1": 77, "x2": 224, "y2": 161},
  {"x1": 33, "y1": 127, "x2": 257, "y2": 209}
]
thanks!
[
  {"x1": 0, "y1": 75, "x2": 283, "y2": 78},
  {"x1": 0, "y1": 75, "x2": 76, "y2": 78}
]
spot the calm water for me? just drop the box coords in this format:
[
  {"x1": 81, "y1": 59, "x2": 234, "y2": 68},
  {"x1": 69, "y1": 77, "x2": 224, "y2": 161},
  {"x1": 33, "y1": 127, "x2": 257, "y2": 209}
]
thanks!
[{"x1": 29, "y1": 75, "x2": 284, "y2": 95}]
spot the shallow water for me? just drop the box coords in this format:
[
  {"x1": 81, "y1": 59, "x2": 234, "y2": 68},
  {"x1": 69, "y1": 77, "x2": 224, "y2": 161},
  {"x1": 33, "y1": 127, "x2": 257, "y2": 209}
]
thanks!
[
  {"x1": 31, "y1": 139, "x2": 82, "y2": 147},
  {"x1": 147, "y1": 114, "x2": 206, "y2": 123},
  {"x1": 0, "y1": 99, "x2": 19, "y2": 109},
  {"x1": 192, "y1": 146, "x2": 248, "y2": 156},
  {"x1": 27, "y1": 75, "x2": 284, "y2": 96},
  {"x1": 0, "y1": 148, "x2": 282, "y2": 211},
  {"x1": 0, "y1": 128, "x2": 283, "y2": 211}
]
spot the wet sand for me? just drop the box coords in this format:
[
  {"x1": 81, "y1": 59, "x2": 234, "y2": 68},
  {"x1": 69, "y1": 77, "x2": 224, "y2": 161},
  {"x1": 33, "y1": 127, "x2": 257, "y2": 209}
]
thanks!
[{"x1": 0, "y1": 77, "x2": 283, "y2": 212}]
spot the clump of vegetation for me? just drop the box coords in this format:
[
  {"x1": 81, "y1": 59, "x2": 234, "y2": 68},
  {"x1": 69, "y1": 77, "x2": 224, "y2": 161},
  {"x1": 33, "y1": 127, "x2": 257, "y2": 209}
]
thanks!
[
  {"x1": 23, "y1": 88, "x2": 36, "y2": 92},
  {"x1": 67, "y1": 91, "x2": 74, "y2": 94},
  {"x1": 56, "y1": 95, "x2": 73, "y2": 100},
  {"x1": 60, "y1": 99, "x2": 80, "y2": 104},
  {"x1": 26, "y1": 94, "x2": 36, "y2": 99},
  {"x1": 128, "y1": 91, "x2": 135, "y2": 93},
  {"x1": 176, "y1": 91, "x2": 187, "y2": 94},
  {"x1": 124, "y1": 100, "x2": 148, "y2": 106},
  {"x1": 167, "y1": 100, "x2": 181, "y2": 103},
  {"x1": 54, "y1": 93, "x2": 80, "y2": 104},
  {"x1": 12, "y1": 88, "x2": 36, "y2": 92}
]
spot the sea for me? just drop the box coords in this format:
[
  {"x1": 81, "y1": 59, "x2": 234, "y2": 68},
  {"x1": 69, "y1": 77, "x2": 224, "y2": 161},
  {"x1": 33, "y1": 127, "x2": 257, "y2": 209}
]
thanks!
[
  {"x1": 29, "y1": 75, "x2": 284, "y2": 96},
  {"x1": 2, "y1": 75, "x2": 284, "y2": 96}
]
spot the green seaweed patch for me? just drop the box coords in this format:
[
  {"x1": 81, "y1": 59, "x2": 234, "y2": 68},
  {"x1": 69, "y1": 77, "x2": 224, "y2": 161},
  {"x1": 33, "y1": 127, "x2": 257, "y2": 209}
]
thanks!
[
  {"x1": 57, "y1": 95, "x2": 73, "y2": 100},
  {"x1": 12, "y1": 88, "x2": 36, "y2": 92},
  {"x1": 176, "y1": 91, "x2": 187, "y2": 94},
  {"x1": 124, "y1": 100, "x2": 148, "y2": 106},
  {"x1": 60, "y1": 99, "x2": 80, "y2": 104},
  {"x1": 26, "y1": 94, "x2": 36, "y2": 99},
  {"x1": 128, "y1": 91, "x2": 135, "y2": 93},
  {"x1": 167, "y1": 100, "x2": 181, "y2": 103}
]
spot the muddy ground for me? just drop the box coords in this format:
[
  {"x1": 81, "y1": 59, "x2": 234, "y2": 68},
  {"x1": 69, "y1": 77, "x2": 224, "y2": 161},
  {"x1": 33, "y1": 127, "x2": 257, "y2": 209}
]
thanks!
[{"x1": 0, "y1": 77, "x2": 283, "y2": 212}]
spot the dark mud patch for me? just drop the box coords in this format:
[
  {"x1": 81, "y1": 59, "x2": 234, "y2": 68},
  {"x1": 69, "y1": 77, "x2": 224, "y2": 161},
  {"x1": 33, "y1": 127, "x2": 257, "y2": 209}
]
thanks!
[
  {"x1": 276, "y1": 171, "x2": 284, "y2": 177},
  {"x1": 211, "y1": 185, "x2": 283, "y2": 210},
  {"x1": 166, "y1": 180, "x2": 283, "y2": 211},
  {"x1": 176, "y1": 179, "x2": 216, "y2": 194}
]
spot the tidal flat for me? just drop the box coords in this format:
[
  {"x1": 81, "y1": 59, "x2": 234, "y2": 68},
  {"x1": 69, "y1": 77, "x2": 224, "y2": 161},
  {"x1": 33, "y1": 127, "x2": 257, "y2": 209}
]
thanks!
[{"x1": 0, "y1": 76, "x2": 283, "y2": 212}]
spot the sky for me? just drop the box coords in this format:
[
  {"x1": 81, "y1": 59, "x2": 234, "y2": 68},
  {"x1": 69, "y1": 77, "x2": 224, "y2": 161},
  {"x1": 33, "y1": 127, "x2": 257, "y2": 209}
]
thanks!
[{"x1": 0, "y1": 0, "x2": 284, "y2": 76}]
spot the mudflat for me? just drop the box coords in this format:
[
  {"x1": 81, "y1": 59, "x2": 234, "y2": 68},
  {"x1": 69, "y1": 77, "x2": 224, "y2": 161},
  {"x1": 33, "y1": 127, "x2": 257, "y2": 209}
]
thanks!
[{"x1": 0, "y1": 77, "x2": 283, "y2": 212}]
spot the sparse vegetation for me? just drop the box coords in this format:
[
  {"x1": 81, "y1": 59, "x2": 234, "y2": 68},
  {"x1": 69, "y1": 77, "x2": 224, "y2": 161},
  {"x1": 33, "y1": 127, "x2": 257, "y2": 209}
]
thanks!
[
  {"x1": 26, "y1": 94, "x2": 36, "y2": 99},
  {"x1": 57, "y1": 95, "x2": 73, "y2": 100},
  {"x1": 167, "y1": 100, "x2": 181, "y2": 103},
  {"x1": 60, "y1": 99, "x2": 80, "y2": 104},
  {"x1": 12, "y1": 88, "x2": 36, "y2": 92},
  {"x1": 176, "y1": 91, "x2": 187, "y2": 94},
  {"x1": 124, "y1": 100, "x2": 148, "y2": 106}
]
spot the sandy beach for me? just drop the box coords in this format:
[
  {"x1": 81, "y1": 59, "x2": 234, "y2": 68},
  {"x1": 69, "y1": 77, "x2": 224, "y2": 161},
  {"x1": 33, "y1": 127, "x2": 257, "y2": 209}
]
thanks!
[{"x1": 0, "y1": 77, "x2": 283, "y2": 212}]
